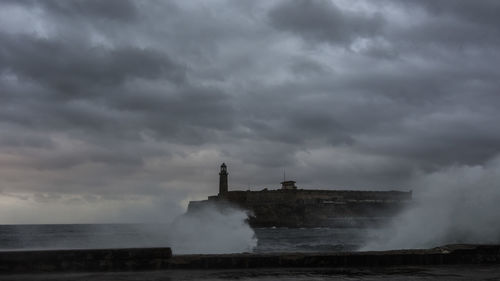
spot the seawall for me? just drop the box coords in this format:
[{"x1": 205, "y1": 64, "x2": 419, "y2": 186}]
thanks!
[
  {"x1": 167, "y1": 244, "x2": 500, "y2": 269},
  {"x1": 0, "y1": 248, "x2": 172, "y2": 273},
  {"x1": 0, "y1": 244, "x2": 499, "y2": 273}
]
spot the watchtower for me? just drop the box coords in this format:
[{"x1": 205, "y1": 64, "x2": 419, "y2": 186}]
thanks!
[
  {"x1": 281, "y1": 180, "x2": 297, "y2": 190},
  {"x1": 219, "y1": 163, "x2": 228, "y2": 196}
]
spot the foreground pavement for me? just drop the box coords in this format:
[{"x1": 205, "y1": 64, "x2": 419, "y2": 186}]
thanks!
[{"x1": 2, "y1": 265, "x2": 500, "y2": 281}]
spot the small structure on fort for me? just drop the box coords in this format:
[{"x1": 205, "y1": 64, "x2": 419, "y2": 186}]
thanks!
[
  {"x1": 188, "y1": 163, "x2": 412, "y2": 228},
  {"x1": 280, "y1": 180, "x2": 297, "y2": 190}
]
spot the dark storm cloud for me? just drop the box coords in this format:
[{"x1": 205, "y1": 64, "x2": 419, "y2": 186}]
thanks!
[
  {"x1": 0, "y1": 27, "x2": 232, "y2": 145},
  {"x1": 381, "y1": 0, "x2": 500, "y2": 47},
  {"x1": 236, "y1": 87, "x2": 354, "y2": 147},
  {"x1": 1, "y1": 0, "x2": 500, "y2": 223},
  {"x1": 0, "y1": 133, "x2": 54, "y2": 149},
  {"x1": 406, "y1": 0, "x2": 500, "y2": 28},
  {"x1": 268, "y1": 0, "x2": 384, "y2": 45},
  {"x1": 43, "y1": 0, "x2": 138, "y2": 21},
  {"x1": 6, "y1": 0, "x2": 138, "y2": 21},
  {"x1": 0, "y1": 33, "x2": 184, "y2": 96}
]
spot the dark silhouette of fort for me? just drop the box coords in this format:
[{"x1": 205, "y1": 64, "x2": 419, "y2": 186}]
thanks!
[{"x1": 188, "y1": 163, "x2": 412, "y2": 227}]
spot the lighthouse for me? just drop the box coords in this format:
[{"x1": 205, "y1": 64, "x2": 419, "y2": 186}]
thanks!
[{"x1": 218, "y1": 163, "x2": 228, "y2": 196}]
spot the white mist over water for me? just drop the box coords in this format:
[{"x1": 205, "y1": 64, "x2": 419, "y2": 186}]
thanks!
[
  {"x1": 166, "y1": 203, "x2": 257, "y2": 254},
  {"x1": 0, "y1": 204, "x2": 257, "y2": 254},
  {"x1": 362, "y1": 157, "x2": 500, "y2": 251}
]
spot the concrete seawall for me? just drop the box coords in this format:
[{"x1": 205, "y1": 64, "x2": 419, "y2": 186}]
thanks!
[
  {"x1": 168, "y1": 244, "x2": 500, "y2": 269},
  {"x1": 0, "y1": 244, "x2": 499, "y2": 273},
  {"x1": 0, "y1": 248, "x2": 172, "y2": 273}
]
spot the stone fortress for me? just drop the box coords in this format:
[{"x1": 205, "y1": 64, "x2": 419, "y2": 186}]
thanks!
[{"x1": 188, "y1": 163, "x2": 412, "y2": 228}]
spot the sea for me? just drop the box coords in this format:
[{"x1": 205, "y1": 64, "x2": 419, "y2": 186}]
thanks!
[
  {"x1": 0, "y1": 224, "x2": 367, "y2": 253},
  {"x1": 2, "y1": 224, "x2": 500, "y2": 280}
]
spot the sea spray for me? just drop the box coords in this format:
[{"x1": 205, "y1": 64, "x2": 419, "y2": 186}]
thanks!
[
  {"x1": 166, "y1": 202, "x2": 257, "y2": 254},
  {"x1": 361, "y1": 157, "x2": 500, "y2": 251}
]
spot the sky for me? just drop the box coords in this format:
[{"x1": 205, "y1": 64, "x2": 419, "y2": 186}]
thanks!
[{"x1": 0, "y1": 0, "x2": 499, "y2": 224}]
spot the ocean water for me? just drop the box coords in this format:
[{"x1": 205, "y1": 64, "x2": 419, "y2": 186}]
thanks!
[
  {"x1": 0, "y1": 224, "x2": 370, "y2": 253},
  {"x1": 3, "y1": 224, "x2": 500, "y2": 280},
  {"x1": 254, "y1": 227, "x2": 369, "y2": 252}
]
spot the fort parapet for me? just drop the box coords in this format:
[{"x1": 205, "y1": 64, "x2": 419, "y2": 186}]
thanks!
[{"x1": 188, "y1": 164, "x2": 412, "y2": 228}]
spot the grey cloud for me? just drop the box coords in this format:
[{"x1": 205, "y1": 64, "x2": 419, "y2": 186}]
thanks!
[
  {"x1": 29, "y1": 143, "x2": 149, "y2": 171},
  {"x1": 268, "y1": 0, "x2": 384, "y2": 45},
  {"x1": 289, "y1": 59, "x2": 329, "y2": 77},
  {"x1": 241, "y1": 109, "x2": 353, "y2": 146},
  {"x1": 358, "y1": 115, "x2": 500, "y2": 171}
]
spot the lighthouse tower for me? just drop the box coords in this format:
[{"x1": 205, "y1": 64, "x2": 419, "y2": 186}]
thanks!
[{"x1": 218, "y1": 163, "x2": 228, "y2": 196}]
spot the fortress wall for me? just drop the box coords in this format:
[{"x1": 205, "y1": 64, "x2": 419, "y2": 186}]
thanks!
[
  {"x1": 224, "y1": 189, "x2": 412, "y2": 205},
  {"x1": 224, "y1": 190, "x2": 296, "y2": 204},
  {"x1": 290, "y1": 190, "x2": 412, "y2": 201},
  {"x1": 189, "y1": 190, "x2": 411, "y2": 227}
]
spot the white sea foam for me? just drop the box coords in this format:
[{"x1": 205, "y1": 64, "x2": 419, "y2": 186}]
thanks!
[
  {"x1": 361, "y1": 156, "x2": 500, "y2": 250},
  {"x1": 166, "y1": 203, "x2": 257, "y2": 254}
]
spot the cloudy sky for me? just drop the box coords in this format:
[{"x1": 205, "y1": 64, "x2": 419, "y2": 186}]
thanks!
[{"x1": 0, "y1": 0, "x2": 499, "y2": 223}]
